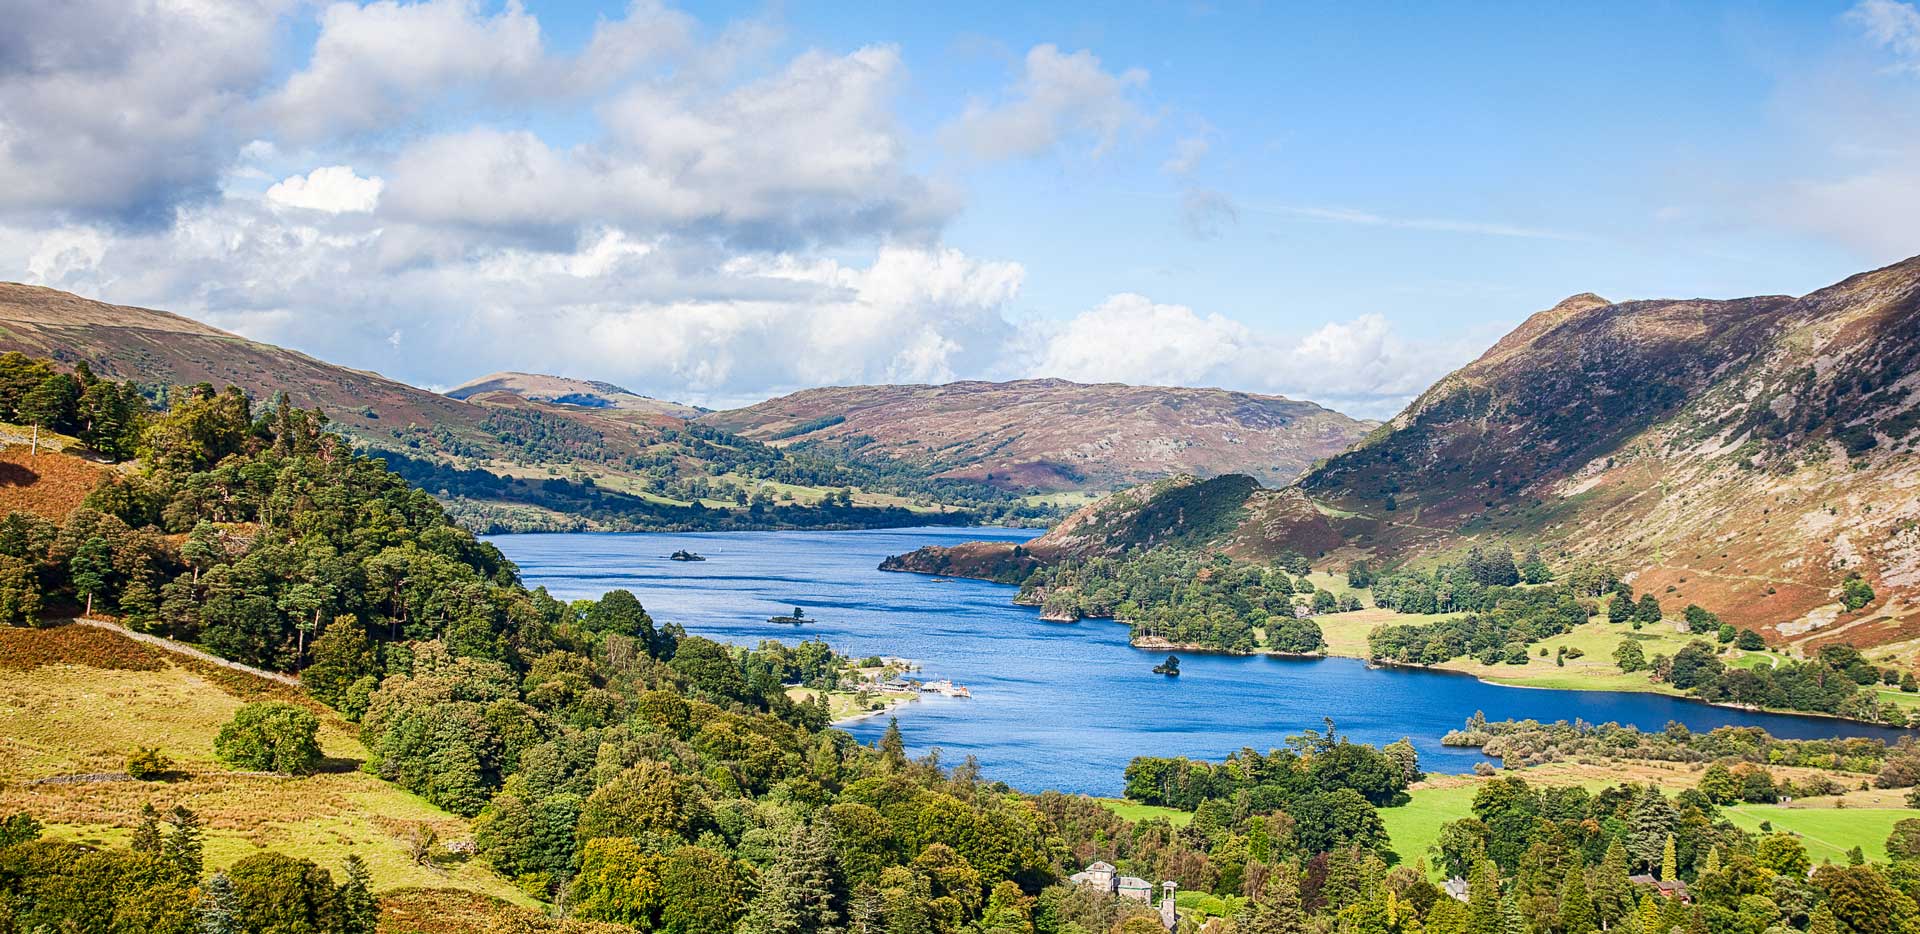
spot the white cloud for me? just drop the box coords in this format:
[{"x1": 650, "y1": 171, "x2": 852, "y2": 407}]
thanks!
[
  {"x1": 266, "y1": 166, "x2": 385, "y2": 213},
  {"x1": 1850, "y1": 0, "x2": 1920, "y2": 71},
  {"x1": 1021, "y1": 296, "x2": 1465, "y2": 417},
  {"x1": 944, "y1": 44, "x2": 1152, "y2": 160},
  {"x1": 0, "y1": 0, "x2": 290, "y2": 224},
  {"x1": 381, "y1": 44, "x2": 950, "y2": 248},
  {"x1": 264, "y1": 0, "x2": 544, "y2": 141}
]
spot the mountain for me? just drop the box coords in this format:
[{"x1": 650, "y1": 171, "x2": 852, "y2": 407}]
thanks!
[
  {"x1": 0, "y1": 282, "x2": 506, "y2": 454},
  {"x1": 447, "y1": 371, "x2": 705, "y2": 420},
  {"x1": 699, "y1": 378, "x2": 1374, "y2": 492},
  {"x1": 885, "y1": 257, "x2": 1920, "y2": 652}
]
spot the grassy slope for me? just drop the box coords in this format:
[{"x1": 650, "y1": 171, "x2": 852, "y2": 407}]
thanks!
[
  {"x1": 1091, "y1": 798, "x2": 1194, "y2": 827},
  {"x1": 0, "y1": 626, "x2": 530, "y2": 905},
  {"x1": 1381, "y1": 784, "x2": 1479, "y2": 874}
]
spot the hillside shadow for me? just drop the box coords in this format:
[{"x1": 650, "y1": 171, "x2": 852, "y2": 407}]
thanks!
[
  {"x1": 317, "y1": 755, "x2": 364, "y2": 775},
  {"x1": 0, "y1": 462, "x2": 38, "y2": 487}
]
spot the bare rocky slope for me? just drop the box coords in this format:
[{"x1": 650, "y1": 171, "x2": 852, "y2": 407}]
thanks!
[{"x1": 699, "y1": 378, "x2": 1374, "y2": 492}]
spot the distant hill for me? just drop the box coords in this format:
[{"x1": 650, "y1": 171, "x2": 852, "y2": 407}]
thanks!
[
  {"x1": 0, "y1": 286, "x2": 1022, "y2": 530},
  {"x1": 699, "y1": 378, "x2": 1374, "y2": 492},
  {"x1": 447, "y1": 371, "x2": 705, "y2": 420},
  {"x1": 0, "y1": 282, "x2": 503, "y2": 456},
  {"x1": 887, "y1": 256, "x2": 1920, "y2": 653},
  {"x1": 880, "y1": 473, "x2": 1342, "y2": 580}
]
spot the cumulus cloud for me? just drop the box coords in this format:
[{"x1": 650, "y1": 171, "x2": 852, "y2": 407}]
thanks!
[
  {"x1": 264, "y1": 0, "x2": 545, "y2": 141},
  {"x1": 1019, "y1": 295, "x2": 1463, "y2": 417},
  {"x1": 381, "y1": 44, "x2": 950, "y2": 249},
  {"x1": 0, "y1": 0, "x2": 288, "y2": 225},
  {"x1": 944, "y1": 44, "x2": 1152, "y2": 160},
  {"x1": 266, "y1": 166, "x2": 385, "y2": 213}
]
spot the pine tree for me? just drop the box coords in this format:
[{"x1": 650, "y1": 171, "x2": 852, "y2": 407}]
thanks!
[
  {"x1": 131, "y1": 802, "x2": 163, "y2": 855},
  {"x1": 1559, "y1": 864, "x2": 1596, "y2": 934},
  {"x1": 740, "y1": 823, "x2": 845, "y2": 934},
  {"x1": 1701, "y1": 845, "x2": 1720, "y2": 876},
  {"x1": 198, "y1": 871, "x2": 240, "y2": 934},
  {"x1": 1467, "y1": 860, "x2": 1503, "y2": 934},
  {"x1": 338, "y1": 854, "x2": 379, "y2": 934},
  {"x1": 165, "y1": 804, "x2": 205, "y2": 882},
  {"x1": 1627, "y1": 788, "x2": 1677, "y2": 872},
  {"x1": 1637, "y1": 893, "x2": 1660, "y2": 934},
  {"x1": 878, "y1": 717, "x2": 907, "y2": 772},
  {"x1": 1592, "y1": 839, "x2": 1635, "y2": 929},
  {"x1": 1659, "y1": 834, "x2": 1677, "y2": 883}
]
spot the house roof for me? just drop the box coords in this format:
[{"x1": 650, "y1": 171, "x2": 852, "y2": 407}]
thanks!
[
  {"x1": 1118, "y1": 876, "x2": 1151, "y2": 888},
  {"x1": 1086, "y1": 861, "x2": 1115, "y2": 872}
]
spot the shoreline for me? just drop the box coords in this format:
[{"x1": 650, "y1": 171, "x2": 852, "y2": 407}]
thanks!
[{"x1": 889, "y1": 567, "x2": 1916, "y2": 733}]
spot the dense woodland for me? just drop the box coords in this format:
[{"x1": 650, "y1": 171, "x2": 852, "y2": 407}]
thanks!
[{"x1": 1017, "y1": 549, "x2": 1341, "y2": 654}]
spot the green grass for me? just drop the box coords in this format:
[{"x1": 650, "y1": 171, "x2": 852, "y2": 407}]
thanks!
[
  {"x1": 1091, "y1": 798, "x2": 1193, "y2": 827},
  {"x1": 1722, "y1": 806, "x2": 1916, "y2": 863},
  {"x1": 1382, "y1": 785, "x2": 1480, "y2": 876}
]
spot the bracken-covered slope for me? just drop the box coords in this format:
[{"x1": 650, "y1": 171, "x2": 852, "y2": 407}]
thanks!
[
  {"x1": 1297, "y1": 256, "x2": 1920, "y2": 649},
  {"x1": 0, "y1": 282, "x2": 501, "y2": 454},
  {"x1": 699, "y1": 378, "x2": 1373, "y2": 492}
]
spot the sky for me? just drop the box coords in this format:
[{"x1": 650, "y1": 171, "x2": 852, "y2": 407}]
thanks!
[{"x1": 2, "y1": 1, "x2": 1917, "y2": 418}]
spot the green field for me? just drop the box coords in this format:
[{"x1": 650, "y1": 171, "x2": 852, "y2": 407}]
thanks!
[
  {"x1": 1382, "y1": 785, "x2": 1480, "y2": 876},
  {"x1": 1092, "y1": 797, "x2": 1194, "y2": 827},
  {"x1": 1382, "y1": 783, "x2": 1917, "y2": 874},
  {"x1": 1722, "y1": 806, "x2": 1914, "y2": 863}
]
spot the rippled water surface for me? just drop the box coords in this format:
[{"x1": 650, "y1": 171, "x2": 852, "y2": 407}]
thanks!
[{"x1": 492, "y1": 527, "x2": 1912, "y2": 796}]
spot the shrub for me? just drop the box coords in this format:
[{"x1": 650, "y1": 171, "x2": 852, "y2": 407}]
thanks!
[
  {"x1": 126, "y1": 745, "x2": 173, "y2": 780},
  {"x1": 214, "y1": 701, "x2": 323, "y2": 775}
]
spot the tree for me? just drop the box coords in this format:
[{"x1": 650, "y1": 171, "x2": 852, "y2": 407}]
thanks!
[
  {"x1": 337, "y1": 854, "x2": 378, "y2": 934},
  {"x1": 70, "y1": 535, "x2": 112, "y2": 616},
  {"x1": 1696, "y1": 763, "x2": 1741, "y2": 804},
  {"x1": 0, "y1": 554, "x2": 41, "y2": 626},
  {"x1": 879, "y1": 717, "x2": 907, "y2": 771},
  {"x1": 1660, "y1": 834, "x2": 1677, "y2": 883},
  {"x1": 571, "y1": 837, "x2": 666, "y2": 926},
  {"x1": 1887, "y1": 817, "x2": 1920, "y2": 861},
  {"x1": 1558, "y1": 864, "x2": 1595, "y2": 934},
  {"x1": 1608, "y1": 592, "x2": 1635, "y2": 624},
  {"x1": 1238, "y1": 864, "x2": 1307, "y2": 934},
  {"x1": 199, "y1": 871, "x2": 241, "y2": 934},
  {"x1": 165, "y1": 804, "x2": 205, "y2": 882},
  {"x1": 1735, "y1": 629, "x2": 1765, "y2": 651},
  {"x1": 214, "y1": 701, "x2": 323, "y2": 775},
  {"x1": 226, "y1": 851, "x2": 341, "y2": 934},
  {"x1": 1635, "y1": 594, "x2": 1663, "y2": 623},
  {"x1": 1755, "y1": 833, "x2": 1809, "y2": 879},
  {"x1": 1613, "y1": 640, "x2": 1646, "y2": 673},
  {"x1": 740, "y1": 823, "x2": 845, "y2": 934}
]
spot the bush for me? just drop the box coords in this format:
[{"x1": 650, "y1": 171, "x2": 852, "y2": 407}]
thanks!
[
  {"x1": 126, "y1": 745, "x2": 173, "y2": 780},
  {"x1": 214, "y1": 701, "x2": 323, "y2": 775}
]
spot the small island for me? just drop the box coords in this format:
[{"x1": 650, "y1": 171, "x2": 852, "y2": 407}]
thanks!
[
  {"x1": 1152, "y1": 654, "x2": 1180, "y2": 676},
  {"x1": 768, "y1": 606, "x2": 811, "y2": 625},
  {"x1": 669, "y1": 549, "x2": 706, "y2": 562}
]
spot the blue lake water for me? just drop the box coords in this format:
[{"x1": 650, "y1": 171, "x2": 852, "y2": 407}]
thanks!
[{"x1": 490, "y1": 527, "x2": 1913, "y2": 797}]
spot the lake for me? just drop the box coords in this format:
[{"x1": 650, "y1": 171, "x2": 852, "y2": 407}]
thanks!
[{"x1": 490, "y1": 527, "x2": 1913, "y2": 796}]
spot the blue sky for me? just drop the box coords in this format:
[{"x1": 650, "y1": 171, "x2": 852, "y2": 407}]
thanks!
[{"x1": 2, "y1": 0, "x2": 1915, "y2": 416}]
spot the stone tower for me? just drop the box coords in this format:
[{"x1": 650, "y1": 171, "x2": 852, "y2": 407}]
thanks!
[{"x1": 1160, "y1": 881, "x2": 1177, "y2": 931}]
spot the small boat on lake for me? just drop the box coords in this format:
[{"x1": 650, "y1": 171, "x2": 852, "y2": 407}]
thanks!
[
  {"x1": 768, "y1": 607, "x2": 811, "y2": 625},
  {"x1": 669, "y1": 549, "x2": 706, "y2": 562}
]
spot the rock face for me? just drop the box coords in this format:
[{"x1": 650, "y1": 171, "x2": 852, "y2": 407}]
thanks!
[
  {"x1": 699, "y1": 378, "x2": 1373, "y2": 492},
  {"x1": 1297, "y1": 256, "x2": 1920, "y2": 650}
]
